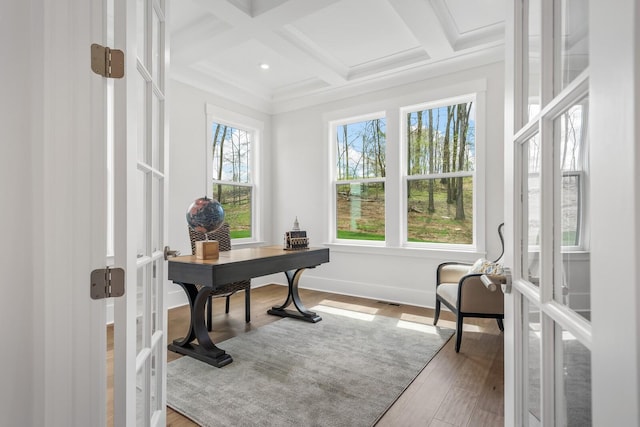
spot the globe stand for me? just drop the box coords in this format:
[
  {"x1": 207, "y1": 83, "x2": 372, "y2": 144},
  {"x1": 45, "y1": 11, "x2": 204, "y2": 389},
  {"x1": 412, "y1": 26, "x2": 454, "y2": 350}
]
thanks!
[{"x1": 195, "y1": 240, "x2": 219, "y2": 260}]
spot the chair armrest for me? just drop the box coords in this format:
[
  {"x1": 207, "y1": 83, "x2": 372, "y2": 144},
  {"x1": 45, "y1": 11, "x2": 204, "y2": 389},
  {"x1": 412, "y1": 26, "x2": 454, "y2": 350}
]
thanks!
[
  {"x1": 437, "y1": 262, "x2": 472, "y2": 285},
  {"x1": 480, "y1": 274, "x2": 507, "y2": 292},
  {"x1": 458, "y1": 274, "x2": 504, "y2": 314}
]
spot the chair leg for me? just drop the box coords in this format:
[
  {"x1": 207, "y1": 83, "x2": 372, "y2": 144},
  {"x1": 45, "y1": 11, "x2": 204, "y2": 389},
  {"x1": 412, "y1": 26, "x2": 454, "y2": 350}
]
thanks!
[
  {"x1": 497, "y1": 318, "x2": 504, "y2": 331},
  {"x1": 207, "y1": 295, "x2": 213, "y2": 332},
  {"x1": 245, "y1": 288, "x2": 251, "y2": 323},
  {"x1": 455, "y1": 315, "x2": 464, "y2": 353},
  {"x1": 225, "y1": 296, "x2": 230, "y2": 313},
  {"x1": 433, "y1": 299, "x2": 441, "y2": 325}
]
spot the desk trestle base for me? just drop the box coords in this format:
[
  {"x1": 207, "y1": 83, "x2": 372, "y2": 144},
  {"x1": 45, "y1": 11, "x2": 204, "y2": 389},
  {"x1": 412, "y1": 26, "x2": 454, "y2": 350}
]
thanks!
[
  {"x1": 267, "y1": 307, "x2": 321, "y2": 323},
  {"x1": 168, "y1": 342, "x2": 233, "y2": 368}
]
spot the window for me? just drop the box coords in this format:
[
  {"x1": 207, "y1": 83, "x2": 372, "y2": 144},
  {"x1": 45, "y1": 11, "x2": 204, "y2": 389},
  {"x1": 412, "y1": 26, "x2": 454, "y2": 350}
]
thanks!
[
  {"x1": 206, "y1": 105, "x2": 260, "y2": 240},
  {"x1": 328, "y1": 89, "x2": 484, "y2": 249},
  {"x1": 404, "y1": 98, "x2": 476, "y2": 245},
  {"x1": 556, "y1": 99, "x2": 588, "y2": 249},
  {"x1": 333, "y1": 115, "x2": 386, "y2": 241}
]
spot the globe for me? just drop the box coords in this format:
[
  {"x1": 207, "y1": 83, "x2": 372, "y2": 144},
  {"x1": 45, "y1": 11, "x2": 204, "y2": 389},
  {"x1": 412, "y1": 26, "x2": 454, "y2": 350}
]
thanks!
[{"x1": 186, "y1": 196, "x2": 225, "y2": 233}]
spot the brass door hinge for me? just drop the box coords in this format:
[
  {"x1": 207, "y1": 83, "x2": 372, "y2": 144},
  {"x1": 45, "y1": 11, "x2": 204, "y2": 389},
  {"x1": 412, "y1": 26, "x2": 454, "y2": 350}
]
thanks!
[
  {"x1": 91, "y1": 266, "x2": 125, "y2": 299},
  {"x1": 91, "y1": 43, "x2": 124, "y2": 78}
]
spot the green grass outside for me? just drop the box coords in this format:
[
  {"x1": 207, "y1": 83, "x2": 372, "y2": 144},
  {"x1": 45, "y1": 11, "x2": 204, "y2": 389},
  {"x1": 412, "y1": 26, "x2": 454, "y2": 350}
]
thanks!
[
  {"x1": 337, "y1": 178, "x2": 473, "y2": 244},
  {"x1": 337, "y1": 230, "x2": 385, "y2": 240}
]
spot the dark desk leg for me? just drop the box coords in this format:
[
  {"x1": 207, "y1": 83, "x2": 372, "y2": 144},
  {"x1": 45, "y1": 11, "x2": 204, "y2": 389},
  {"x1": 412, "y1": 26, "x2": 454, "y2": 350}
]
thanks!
[
  {"x1": 268, "y1": 269, "x2": 322, "y2": 323},
  {"x1": 167, "y1": 282, "x2": 233, "y2": 368}
]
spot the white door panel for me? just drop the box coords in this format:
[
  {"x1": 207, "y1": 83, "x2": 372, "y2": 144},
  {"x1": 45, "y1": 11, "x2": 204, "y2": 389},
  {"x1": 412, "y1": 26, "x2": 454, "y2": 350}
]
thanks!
[
  {"x1": 112, "y1": 0, "x2": 168, "y2": 425},
  {"x1": 505, "y1": 1, "x2": 595, "y2": 425}
]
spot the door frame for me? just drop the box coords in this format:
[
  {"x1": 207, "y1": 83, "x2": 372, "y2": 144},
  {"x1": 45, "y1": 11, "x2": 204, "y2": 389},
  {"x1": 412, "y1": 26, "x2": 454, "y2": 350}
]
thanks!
[
  {"x1": 35, "y1": 0, "x2": 108, "y2": 425},
  {"x1": 589, "y1": 0, "x2": 640, "y2": 424}
]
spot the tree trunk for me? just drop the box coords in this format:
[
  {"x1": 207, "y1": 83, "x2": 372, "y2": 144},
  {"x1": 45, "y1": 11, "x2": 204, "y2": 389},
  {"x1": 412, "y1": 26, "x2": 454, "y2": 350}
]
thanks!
[
  {"x1": 442, "y1": 106, "x2": 454, "y2": 203},
  {"x1": 428, "y1": 109, "x2": 435, "y2": 213},
  {"x1": 362, "y1": 134, "x2": 366, "y2": 178},
  {"x1": 343, "y1": 125, "x2": 349, "y2": 179},
  {"x1": 217, "y1": 126, "x2": 227, "y2": 201},
  {"x1": 455, "y1": 103, "x2": 472, "y2": 220},
  {"x1": 212, "y1": 124, "x2": 221, "y2": 196},
  {"x1": 375, "y1": 119, "x2": 385, "y2": 177}
]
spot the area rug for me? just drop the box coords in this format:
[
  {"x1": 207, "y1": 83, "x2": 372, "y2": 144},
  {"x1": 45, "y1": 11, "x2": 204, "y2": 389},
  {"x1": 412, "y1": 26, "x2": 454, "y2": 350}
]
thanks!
[{"x1": 167, "y1": 305, "x2": 454, "y2": 427}]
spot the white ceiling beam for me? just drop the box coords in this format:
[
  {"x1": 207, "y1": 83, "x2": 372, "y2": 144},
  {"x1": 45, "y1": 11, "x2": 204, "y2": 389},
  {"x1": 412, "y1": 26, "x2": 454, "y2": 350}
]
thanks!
[
  {"x1": 272, "y1": 26, "x2": 348, "y2": 85},
  {"x1": 387, "y1": 0, "x2": 454, "y2": 57},
  {"x1": 173, "y1": 0, "x2": 341, "y2": 64}
]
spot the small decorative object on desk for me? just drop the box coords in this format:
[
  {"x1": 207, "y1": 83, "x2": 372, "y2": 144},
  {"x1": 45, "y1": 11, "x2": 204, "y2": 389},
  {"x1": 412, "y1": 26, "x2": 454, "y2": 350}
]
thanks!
[
  {"x1": 284, "y1": 217, "x2": 309, "y2": 250},
  {"x1": 186, "y1": 196, "x2": 225, "y2": 260},
  {"x1": 186, "y1": 196, "x2": 225, "y2": 233}
]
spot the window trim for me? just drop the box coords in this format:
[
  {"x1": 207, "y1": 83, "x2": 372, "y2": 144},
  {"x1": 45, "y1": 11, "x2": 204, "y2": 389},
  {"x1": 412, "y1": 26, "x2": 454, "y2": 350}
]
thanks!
[
  {"x1": 400, "y1": 92, "x2": 485, "y2": 251},
  {"x1": 324, "y1": 80, "x2": 487, "y2": 253},
  {"x1": 205, "y1": 103, "x2": 263, "y2": 244},
  {"x1": 329, "y1": 111, "x2": 387, "y2": 244}
]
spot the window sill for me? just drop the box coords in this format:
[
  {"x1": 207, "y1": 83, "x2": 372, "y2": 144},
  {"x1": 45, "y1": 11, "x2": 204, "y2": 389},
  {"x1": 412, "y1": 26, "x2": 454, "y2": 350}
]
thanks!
[
  {"x1": 232, "y1": 240, "x2": 267, "y2": 249},
  {"x1": 323, "y1": 242, "x2": 484, "y2": 261}
]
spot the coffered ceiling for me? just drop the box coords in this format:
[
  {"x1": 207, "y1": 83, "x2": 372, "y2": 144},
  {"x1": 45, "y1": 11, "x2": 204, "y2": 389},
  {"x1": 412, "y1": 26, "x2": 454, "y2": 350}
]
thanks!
[{"x1": 169, "y1": 0, "x2": 506, "y2": 113}]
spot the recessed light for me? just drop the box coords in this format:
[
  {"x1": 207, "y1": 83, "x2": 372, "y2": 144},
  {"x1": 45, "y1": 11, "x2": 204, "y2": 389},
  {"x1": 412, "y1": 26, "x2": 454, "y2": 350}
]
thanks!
[{"x1": 259, "y1": 63, "x2": 270, "y2": 70}]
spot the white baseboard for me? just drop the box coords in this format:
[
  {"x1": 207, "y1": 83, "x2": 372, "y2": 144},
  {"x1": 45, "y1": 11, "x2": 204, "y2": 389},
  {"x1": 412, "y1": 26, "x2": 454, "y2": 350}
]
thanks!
[
  {"x1": 299, "y1": 274, "x2": 436, "y2": 309},
  {"x1": 106, "y1": 275, "x2": 438, "y2": 325}
]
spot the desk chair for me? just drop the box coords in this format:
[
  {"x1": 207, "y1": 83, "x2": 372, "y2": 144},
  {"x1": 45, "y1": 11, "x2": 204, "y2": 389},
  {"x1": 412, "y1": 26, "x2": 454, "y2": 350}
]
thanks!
[{"x1": 189, "y1": 223, "x2": 251, "y2": 331}]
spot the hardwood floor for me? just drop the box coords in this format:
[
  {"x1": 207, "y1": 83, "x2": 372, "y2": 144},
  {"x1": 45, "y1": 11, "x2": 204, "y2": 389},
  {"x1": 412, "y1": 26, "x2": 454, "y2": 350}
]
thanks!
[{"x1": 107, "y1": 284, "x2": 504, "y2": 426}]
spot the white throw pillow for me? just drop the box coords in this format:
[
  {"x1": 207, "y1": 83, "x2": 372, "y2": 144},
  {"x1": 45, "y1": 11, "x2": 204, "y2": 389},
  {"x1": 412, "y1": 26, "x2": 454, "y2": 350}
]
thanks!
[{"x1": 468, "y1": 258, "x2": 504, "y2": 275}]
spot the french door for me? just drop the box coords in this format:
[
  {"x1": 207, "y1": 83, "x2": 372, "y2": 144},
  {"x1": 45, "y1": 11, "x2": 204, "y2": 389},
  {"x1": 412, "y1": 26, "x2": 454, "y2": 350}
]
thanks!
[
  {"x1": 504, "y1": 0, "x2": 592, "y2": 425},
  {"x1": 506, "y1": 0, "x2": 640, "y2": 425},
  {"x1": 111, "y1": 0, "x2": 169, "y2": 425}
]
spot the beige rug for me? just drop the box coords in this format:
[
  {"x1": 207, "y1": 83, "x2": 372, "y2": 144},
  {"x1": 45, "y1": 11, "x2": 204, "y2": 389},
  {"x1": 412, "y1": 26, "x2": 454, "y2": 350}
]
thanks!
[{"x1": 167, "y1": 305, "x2": 453, "y2": 427}]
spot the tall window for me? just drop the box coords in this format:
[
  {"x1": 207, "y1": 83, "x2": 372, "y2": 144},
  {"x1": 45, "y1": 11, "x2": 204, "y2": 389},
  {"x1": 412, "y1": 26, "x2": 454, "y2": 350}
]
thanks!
[
  {"x1": 208, "y1": 114, "x2": 257, "y2": 240},
  {"x1": 557, "y1": 100, "x2": 588, "y2": 248},
  {"x1": 333, "y1": 115, "x2": 386, "y2": 241},
  {"x1": 404, "y1": 98, "x2": 476, "y2": 245}
]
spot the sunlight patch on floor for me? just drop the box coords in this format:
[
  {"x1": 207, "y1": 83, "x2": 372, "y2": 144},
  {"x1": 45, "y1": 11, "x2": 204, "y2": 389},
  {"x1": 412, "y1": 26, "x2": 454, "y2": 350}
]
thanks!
[
  {"x1": 461, "y1": 323, "x2": 483, "y2": 332},
  {"x1": 400, "y1": 313, "x2": 432, "y2": 324},
  {"x1": 316, "y1": 299, "x2": 380, "y2": 315},
  {"x1": 311, "y1": 304, "x2": 376, "y2": 321},
  {"x1": 395, "y1": 320, "x2": 441, "y2": 335},
  {"x1": 400, "y1": 312, "x2": 457, "y2": 330}
]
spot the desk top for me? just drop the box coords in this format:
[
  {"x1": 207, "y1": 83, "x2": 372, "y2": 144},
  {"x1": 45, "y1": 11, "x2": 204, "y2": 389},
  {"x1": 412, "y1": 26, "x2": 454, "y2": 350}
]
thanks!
[{"x1": 168, "y1": 246, "x2": 329, "y2": 287}]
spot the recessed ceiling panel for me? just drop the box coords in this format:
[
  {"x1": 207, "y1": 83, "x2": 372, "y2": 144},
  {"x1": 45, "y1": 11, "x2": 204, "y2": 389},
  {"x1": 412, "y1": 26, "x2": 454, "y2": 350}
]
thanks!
[
  {"x1": 195, "y1": 38, "x2": 319, "y2": 93},
  {"x1": 170, "y1": 0, "x2": 220, "y2": 32},
  {"x1": 169, "y1": 0, "x2": 507, "y2": 112},
  {"x1": 289, "y1": 0, "x2": 420, "y2": 68},
  {"x1": 444, "y1": 0, "x2": 505, "y2": 34}
]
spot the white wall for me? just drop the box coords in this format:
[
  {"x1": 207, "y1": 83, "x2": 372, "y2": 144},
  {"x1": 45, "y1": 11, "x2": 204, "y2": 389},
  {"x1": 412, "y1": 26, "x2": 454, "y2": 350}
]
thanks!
[
  {"x1": 271, "y1": 62, "x2": 506, "y2": 308},
  {"x1": 167, "y1": 80, "x2": 275, "y2": 306},
  {"x1": 170, "y1": 62, "x2": 506, "y2": 309},
  {"x1": 0, "y1": 2, "x2": 36, "y2": 425}
]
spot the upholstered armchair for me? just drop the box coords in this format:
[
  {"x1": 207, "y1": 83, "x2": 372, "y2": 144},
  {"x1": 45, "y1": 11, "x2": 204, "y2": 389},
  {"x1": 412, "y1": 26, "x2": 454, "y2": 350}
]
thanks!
[
  {"x1": 189, "y1": 223, "x2": 251, "y2": 330},
  {"x1": 433, "y1": 223, "x2": 506, "y2": 352}
]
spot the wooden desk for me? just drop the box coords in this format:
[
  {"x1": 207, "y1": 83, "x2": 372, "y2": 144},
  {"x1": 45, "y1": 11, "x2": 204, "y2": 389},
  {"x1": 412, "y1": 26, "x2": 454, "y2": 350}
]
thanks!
[{"x1": 167, "y1": 246, "x2": 330, "y2": 367}]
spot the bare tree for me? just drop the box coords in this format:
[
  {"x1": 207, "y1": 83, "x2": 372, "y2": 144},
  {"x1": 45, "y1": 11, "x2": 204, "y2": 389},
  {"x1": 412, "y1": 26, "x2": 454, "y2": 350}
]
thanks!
[
  {"x1": 375, "y1": 119, "x2": 385, "y2": 177},
  {"x1": 455, "y1": 102, "x2": 472, "y2": 220},
  {"x1": 343, "y1": 125, "x2": 349, "y2": 179},
  {"x1": 428, "y1": 109, "x2": 435, "y2": 213},
  {"x1": 215, "y1": 125, "x2": 228, "y2": 201},
  {"x1": 442, "y1": 106, "x2": 454, "y2": 203}
]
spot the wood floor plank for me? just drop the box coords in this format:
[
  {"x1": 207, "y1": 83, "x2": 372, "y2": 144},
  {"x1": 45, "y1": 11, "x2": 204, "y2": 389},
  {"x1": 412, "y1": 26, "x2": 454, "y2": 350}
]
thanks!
[
  {"x1": 473, "y1": 340, "x2": 505, "y2": 419},
  {"x1": 106, "y1": 284, "x2": 504, "y2": 426},
  {"x1": 433, "y1": 386, "x2": 479, "y2": 426},
  {"x1": 465, "y1": 408, "x2": 504, "y2": 427},
  {"x1": 429, "y1": 418, "x2": 458, "y2": 427}
]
